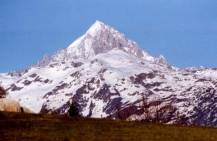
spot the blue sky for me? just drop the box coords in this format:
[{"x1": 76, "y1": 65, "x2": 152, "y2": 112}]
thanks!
[{"x1": 1, "y1": 0, "x2": 217, "y2": 72}]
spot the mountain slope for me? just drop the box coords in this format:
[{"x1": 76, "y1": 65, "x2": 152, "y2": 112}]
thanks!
[
  {"x1": 52, "y1": 21, "x2": 154, "y2": 62},
  {"x1": 0, "y1": 21, "x2": 217, "y2": 127}
]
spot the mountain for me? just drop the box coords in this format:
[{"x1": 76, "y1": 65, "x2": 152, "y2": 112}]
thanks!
[
  {"x1": 52, "y1": 21, "x2": 154, "y2": 61},
  {"x1": 1, "y1": 21, "x2": 217, "y2": 127}
]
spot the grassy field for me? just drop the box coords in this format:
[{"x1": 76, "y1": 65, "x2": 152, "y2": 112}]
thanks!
[{"x1": 0, "y1": 112, "x2": 217, "y2": 141}]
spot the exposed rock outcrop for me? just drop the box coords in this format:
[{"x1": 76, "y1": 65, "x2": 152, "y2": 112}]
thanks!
[{"x1": 0, "y1": 98, "x2": 32, "y2": 113}]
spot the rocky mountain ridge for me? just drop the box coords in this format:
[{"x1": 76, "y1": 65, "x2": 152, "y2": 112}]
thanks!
[{"x1": 0, "y1": 21, "x2": 217, "y2": 127}]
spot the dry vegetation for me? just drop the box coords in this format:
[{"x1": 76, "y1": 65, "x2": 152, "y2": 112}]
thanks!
[{"x1": 0, "y1": 112, "x2": 217, "y2": 141}]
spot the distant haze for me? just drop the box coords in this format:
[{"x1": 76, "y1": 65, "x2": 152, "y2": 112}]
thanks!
[{"x1": 1, "y1": 0, "x2": 217, "y2": 72}]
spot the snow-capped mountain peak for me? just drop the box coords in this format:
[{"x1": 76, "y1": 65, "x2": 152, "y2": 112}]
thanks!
[
  {"x1": 85, "y1": 20, "x2": 108, "y2": 36},
  {"x1": 2, "y1": 21, "x2": 217, "y2": 127},
  {"x1": 53, "y1": 20, "x2": 155, "y2": 62}
]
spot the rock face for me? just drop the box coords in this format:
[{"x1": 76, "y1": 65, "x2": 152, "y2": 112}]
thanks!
[
  {"x1": 52, "y1": 21, "x2": 154, "y2": 62},
  {"x1": 0, "y1": 99, "x2": 21, "y2": 112},
  {"x1": 0, "y1": 21, "x2": 217, "y2": 126},
  {"x1": 0, "y1": 98, "x2": 32, "y2": 113}
]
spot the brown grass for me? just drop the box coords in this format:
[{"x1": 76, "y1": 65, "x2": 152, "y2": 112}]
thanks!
[{"x1": 0, "y1": 112, "x2": 217, "y2": 141}]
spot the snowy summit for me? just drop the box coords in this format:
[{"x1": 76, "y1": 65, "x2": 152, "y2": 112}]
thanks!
[
  {"x1": 1, "y1": 21, "x2": 217, "y2": 127},
  {"x1": 53, "y1": 20, "x2": 154, "y2": 62}
]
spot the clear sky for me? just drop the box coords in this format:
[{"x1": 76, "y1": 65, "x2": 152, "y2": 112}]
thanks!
[{"x1": 1, "y1": 0, "x2": 217, "y2": 72}]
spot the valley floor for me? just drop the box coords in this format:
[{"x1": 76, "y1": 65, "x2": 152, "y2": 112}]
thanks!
[{"x1": 0, "y1": 112, "x2": 217, "y2": 141}]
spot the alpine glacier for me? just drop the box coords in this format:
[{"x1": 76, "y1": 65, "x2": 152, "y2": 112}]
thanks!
[{"x1": 1, "y1": 21, "x2": 217, "y2": 127}]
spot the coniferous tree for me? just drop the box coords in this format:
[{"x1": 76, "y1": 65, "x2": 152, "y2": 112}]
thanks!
[
  {"x1": 0, "y1": 86, "x2": 6, "y2": 98},
  {"x1": 68, "y1": 102, "x2": 80, "y2": 117}
]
